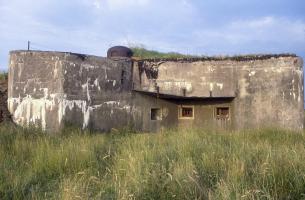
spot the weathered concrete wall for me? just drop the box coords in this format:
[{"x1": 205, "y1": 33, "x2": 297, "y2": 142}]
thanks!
[
  {"x1": 133, "y1": 55, "x2": 304, "y2": 130},
  {"x1": 132, "y1": 94, "x2": 234, "y2": 132},
  {"x1": 132, "y1": 92, "x2": 179, "y2": 132},
  {"x1": 174, "y1": 98, "x2": 233, "y2": 130},
  {"x1": 133, "y1": 60, "x2": 235, "y2": 97},
  {"x1": 8, "y1": 51, "x2": 64, "y2": 131},
  {"x1": 60, "y1": 54, "x2": 138, "y2": 131},
  {"x1": 8, "y1": 50, "x2": 304, "y2": 132},
  {"x1": 8, "y1": 51, "x2": 139, "y2": 132},
  {"x1": 233, "y1": 57, "x2": 304, "y2": 130}
]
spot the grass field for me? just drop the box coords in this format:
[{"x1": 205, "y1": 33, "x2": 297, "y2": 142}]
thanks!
[{"x1": 0, "y1": 124, "x2": 305, "y2": 200}]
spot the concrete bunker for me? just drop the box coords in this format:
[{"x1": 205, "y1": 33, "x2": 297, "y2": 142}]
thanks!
[{"x1": 7, "y1": 47, "x2": 304, "y2": 132}]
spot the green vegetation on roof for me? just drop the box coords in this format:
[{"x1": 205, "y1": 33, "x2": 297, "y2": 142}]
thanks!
[
  {"x1": 130, "y1": 46, "x2": 296, "y2": 61},
  {"x1": 130, "y1": 46, "x2": 194, "y2": 59}
]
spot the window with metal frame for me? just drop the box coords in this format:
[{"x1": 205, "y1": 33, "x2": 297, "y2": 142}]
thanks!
[
  {"x1": 178, "y1": 106, "x2": 194, "y2": 119},
  {"x1": 215, "y1": 107, "x2": 230, "y2": 119}
]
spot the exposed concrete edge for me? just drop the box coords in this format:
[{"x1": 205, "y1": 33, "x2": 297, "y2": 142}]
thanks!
[
  {"x1": 9, "y1": 50, "x2": 300, "y2": 63},
  {"x1": 136, "y1": 54, "x2": 299, "y2": 62},
  {"x1": 10, "y1": 50, "x2": 95, "y2": 56},
  {"x1": 9, "y1": 50, "x2": 134, "y2": 62},
  {"x1": 133, "y1": 90, "x2": 236, "y2": 100}
]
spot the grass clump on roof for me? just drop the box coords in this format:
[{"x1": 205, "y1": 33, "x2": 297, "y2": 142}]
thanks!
[
  {"x1": 130, "y1": 46, "x2": 194, "y2": 59},
  {"x1": 129, "y1": 46, "x2": 297, "y2": 61}
]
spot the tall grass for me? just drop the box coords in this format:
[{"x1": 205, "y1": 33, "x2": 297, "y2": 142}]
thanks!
[{"x1": 0, "y1": 124, "x2": 305, "y2": 199}]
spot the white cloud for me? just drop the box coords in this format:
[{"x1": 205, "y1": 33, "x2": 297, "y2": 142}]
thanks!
[
  {"x1": 244, "y1": 16, "x2": 275, "y2": 28},
  {"x1": 111, "y1": 16, "x2": 305, "y2": 56},
  {"x1": 108, "y1": 0, "x2": 150, "y2": 8},
  {"x1": 188, "y1": 16, "x2": 305, "y2": 55},
  {"x1": 93, "y1": 0, "x2": 101, "y2": 9},
  {"x1": 92, "y1": 0, "x2": 150, "y2": 10},
  {"x1": 228, "y1": 16, "x2": 305, "y2": 42}
]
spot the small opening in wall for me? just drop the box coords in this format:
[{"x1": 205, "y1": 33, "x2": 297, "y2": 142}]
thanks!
[
  {"x1": 216, "y1": 107, "x2": 229, "y2": 118},
  {"x1": 179, "y1": 106, "x2": 194, "y2": 119},
  {"x1": 0, "y1": 110, "x2": 3, "y2": 123},
  {"x1": 151, "y1": 108, "x2": 162, "y2": 120},
  {"x1": 121, "y1": 70, "x2": 126, "y2": 85}
]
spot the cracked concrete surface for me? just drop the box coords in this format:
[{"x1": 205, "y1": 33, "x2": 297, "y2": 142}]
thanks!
[{"x1": 8, "y1": 50, "x2": 304, "y2": 132}]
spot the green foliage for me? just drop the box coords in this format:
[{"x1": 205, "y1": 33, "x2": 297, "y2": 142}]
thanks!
[
  {"x1": 0, "y1": 71, "x2": 8, "y2": 81},
  {"x1": 130, "y1": 46, "x2": 195, "y2": 59},
  {"x1": 0, "y1": 124, "x2": 305, "y2": 199}
]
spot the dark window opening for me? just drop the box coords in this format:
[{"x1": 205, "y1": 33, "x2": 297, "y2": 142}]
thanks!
[
  {"x1": 151, "y1": 108, "x2": 162, "y2": 120},
  {"x1": 121, "y1": 70, "x2": 126, "y2": 85},
  {"x1": 182, "y1": 107, "x2": 193, "y2": 117},
  {"x1": 216, "y1": 107, "x2": 229, "y2": 118},
  {"x1": 0, "y1": 110, "x2": 3, "y2": 123},
  {"x1": 179, "y1": 106, "x2": 194, "y2": 119}
]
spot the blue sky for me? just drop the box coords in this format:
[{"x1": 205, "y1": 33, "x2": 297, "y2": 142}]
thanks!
[{"x1": 0, "y1": 0, "x2": 305, "y2": 70}]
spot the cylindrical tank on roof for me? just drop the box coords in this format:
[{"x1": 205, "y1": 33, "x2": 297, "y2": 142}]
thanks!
[{"x1": 107, "y1": 46, "x2": 133, "y2": 58}]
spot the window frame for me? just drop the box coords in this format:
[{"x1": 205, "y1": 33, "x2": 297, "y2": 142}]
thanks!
[
  {"x1": 215, "y1": 107, "x2": 230, "y2": 119},
  {"x1": 178, "y1": 105, "x2": 195, "y2": 120},
  {"x1": 150, "y1": 108, "x2": 163, "y2": 121}
]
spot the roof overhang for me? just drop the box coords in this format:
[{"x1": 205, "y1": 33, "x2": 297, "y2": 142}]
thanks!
[{"x1": 133, "y1": 90, "x2": 235, "y2": 100}]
